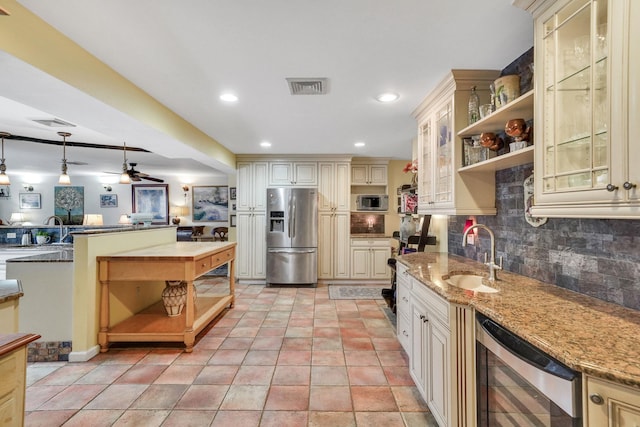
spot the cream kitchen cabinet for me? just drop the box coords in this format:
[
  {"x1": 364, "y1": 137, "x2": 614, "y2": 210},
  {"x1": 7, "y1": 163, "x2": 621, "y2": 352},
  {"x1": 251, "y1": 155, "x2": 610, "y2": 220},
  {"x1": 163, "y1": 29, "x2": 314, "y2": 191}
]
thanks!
[
  {"x1": 236, "y1": 161, "x2": 268, "y2": 281},
  {"x1": 351, "y1": 163, "x2": 387, "y2": 186},
  {"x1": 318, "y1": 162, "x2": 351, "y2": 280},
  {"x1": 268, "y1": 161, "x2": 317, "y2": 187},
  {"x1": 236, "y1": 211, "x2": 266, "y2": 281},
  {"x1": 396, "y1": 263, "x2": 477, "y2": 427},
  {"x1": 318, "y1": 213, "x2": 350, "y2": 280},
  {"x1": 413, "y1": 70, "x2": 500, "y2": 215},
  {"x1": 350, "y1": 238, "x2": 390, "y2": 281},
  {"x1": 395, "y1": 263, "x2": 412, "y2": 354},
  {"x1": 236, "y1": 161, "x2": 268, "y2": 211},
  {"x1": 522, "y1": 0, "x2": 640, "y2": 218},
  {"x1": 584, "y1": 375, "x2": 640, "y2": 426}
]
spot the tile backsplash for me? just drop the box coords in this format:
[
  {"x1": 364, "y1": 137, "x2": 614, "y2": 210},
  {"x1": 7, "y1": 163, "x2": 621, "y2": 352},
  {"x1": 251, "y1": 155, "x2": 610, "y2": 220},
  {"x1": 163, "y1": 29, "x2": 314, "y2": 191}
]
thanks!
[
  {"x1": 449, "y1": 164, "x2": 640, "y2": 311},
  {"x1": 350, "y1": 213, "x2": 385, "y2": 234}
]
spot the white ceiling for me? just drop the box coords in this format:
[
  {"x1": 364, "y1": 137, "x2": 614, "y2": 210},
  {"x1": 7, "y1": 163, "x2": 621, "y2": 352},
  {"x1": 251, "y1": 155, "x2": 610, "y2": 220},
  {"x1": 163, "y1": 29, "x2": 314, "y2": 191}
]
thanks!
[{"x1": 1, "y1": 0, "x2": 533, "y2": 178}]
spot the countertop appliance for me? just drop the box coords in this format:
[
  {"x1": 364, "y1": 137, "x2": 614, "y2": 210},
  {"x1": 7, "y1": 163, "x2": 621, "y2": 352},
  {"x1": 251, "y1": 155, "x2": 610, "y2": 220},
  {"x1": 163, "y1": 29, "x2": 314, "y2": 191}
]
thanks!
[
  {"x1": 476, "y1": 312, "x2": 581, "y2": 426},
  {"x1": 266, "y1": 187, "x2": 317, "y2": 286},
  {"x1": 356, "y1": 194, "x2": 389, "y2": 211}
]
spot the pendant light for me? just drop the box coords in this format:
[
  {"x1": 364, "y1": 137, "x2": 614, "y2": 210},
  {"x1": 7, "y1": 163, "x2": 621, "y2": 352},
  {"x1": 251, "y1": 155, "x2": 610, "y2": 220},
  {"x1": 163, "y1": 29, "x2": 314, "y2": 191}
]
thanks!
[
  {"x1": 119, "y1": 142, "x2": 131, "y2": 184},
  {"x1": 58, "y1": 131, "x2": 71, "y2": 185},
  {"x1": 0, "y1": 132, "x2": 10, "y2": 185}
]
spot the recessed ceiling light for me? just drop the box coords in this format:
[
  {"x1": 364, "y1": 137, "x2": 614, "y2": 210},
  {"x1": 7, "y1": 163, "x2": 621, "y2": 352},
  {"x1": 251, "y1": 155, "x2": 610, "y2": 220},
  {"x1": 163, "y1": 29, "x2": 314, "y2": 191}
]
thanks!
[
  {"x1": 220, "y1": 93, "x2": 238, "y2": 102},
  {"x1": 376, "y1": 92, "x2": 399, "y2": 103},
  {"x1": 354, "y1": 142, "x2": 365, "y2": 147},
  {"x1": 260, "y1": 141, "x2": 271, "y2": 148}
]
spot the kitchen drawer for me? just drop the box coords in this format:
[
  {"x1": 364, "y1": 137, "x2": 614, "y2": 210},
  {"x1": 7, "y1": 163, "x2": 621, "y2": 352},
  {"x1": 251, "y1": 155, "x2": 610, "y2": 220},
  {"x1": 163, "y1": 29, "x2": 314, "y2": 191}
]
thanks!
[
  {"x1": 397, "y1": 312, "x2": 411, "y2": 354},
  {"x1": 396, "y1": 279, "x2": 411, "y2": 317},
  {"x1": 412, "y1": 280, "x2": 449, "y2": 327},
  {"x1": 350, "y1": 238, "x2": 390, "y2": 248},
  {"x1": 195, "y1": 256, "x2": 213, "y2": 277},
  {"x1": 211, "y1": 248, "x2": 234, "y2": 267}
]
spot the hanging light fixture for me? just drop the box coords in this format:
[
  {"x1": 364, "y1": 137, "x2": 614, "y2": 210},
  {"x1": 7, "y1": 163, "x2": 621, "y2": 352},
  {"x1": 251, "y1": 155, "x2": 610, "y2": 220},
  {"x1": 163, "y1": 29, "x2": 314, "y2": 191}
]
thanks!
[
  {"x1": 119, "y1": 142, "x2": 131, "y2": 184},
  {"x1": 0, "y1": 132, "x2": 11, "y2": 185},
  {"x1": 58, "y1": 131, "x2": 72, "y2": 185}
]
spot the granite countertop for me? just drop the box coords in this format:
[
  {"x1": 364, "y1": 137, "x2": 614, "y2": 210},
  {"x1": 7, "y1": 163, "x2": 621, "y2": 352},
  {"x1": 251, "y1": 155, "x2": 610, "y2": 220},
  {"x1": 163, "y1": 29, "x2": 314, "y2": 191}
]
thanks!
[
  {"x1": 350, "y1": 233, "x2": 391, "y2": 238},
  {"x1": 397, "y1": 252, "x2": 640, "y2": 390},
  {"x1": 70, "y1": 225, "x2": 173, "y2": 235},
  {"x1": 0, "y1": 279, "x2": 23, "y2": 303},
  {"x1": 5, "y1": 249, "x2": 74, "y2": 263}
]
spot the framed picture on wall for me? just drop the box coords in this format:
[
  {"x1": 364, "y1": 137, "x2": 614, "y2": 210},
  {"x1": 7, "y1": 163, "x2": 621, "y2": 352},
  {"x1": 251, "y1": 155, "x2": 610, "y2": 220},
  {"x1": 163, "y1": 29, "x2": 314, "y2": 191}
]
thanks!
[
  {"x1": 19, "y1": 193, "x2": 41, "y2": 209},
  {"x1": 100, "y1": 194, "x2": 118, "y2": 208},
  {"x1": 132, "y1": 184, "x2": 169, "y2": 224},
  {"x1": 54, "y1": 186, "x2": 84, "y2": 224},
  {"x1": 192, "y1": 186, "x2": 229, "y2": 222},
  {"x1": 229, "y1": 187, "x2": 236, "y2": 200},
  {"x1": 230, "y1": 214, "x2": 236, "y2": 227}
]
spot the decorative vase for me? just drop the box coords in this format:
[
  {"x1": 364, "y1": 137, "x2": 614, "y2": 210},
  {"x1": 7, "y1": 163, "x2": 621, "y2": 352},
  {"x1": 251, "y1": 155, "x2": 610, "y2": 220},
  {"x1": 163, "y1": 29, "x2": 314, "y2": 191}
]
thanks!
[
  {"x1": 411, "y1": 173, "x2": 418, "y2": 187},
  {"x1": 400, "y1": 215, "x2": 416, "y2": 242},
  {"x1": 162, "y1": 281, "x2": 188, "y2": 317}
]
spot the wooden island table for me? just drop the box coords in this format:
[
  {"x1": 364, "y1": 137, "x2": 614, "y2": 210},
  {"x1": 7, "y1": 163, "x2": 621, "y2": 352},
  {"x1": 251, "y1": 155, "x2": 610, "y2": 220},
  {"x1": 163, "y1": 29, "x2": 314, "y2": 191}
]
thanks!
[{"x1": 97, "y1": 241, "x2": 235, "y2": 352}]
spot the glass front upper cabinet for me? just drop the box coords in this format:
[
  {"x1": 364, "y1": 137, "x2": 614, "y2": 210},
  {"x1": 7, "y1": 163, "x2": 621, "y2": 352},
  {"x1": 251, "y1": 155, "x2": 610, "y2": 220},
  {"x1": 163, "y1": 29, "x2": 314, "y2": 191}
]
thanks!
[{"x1": 540, "y1": 0, "x2": 608, "y2": 193}]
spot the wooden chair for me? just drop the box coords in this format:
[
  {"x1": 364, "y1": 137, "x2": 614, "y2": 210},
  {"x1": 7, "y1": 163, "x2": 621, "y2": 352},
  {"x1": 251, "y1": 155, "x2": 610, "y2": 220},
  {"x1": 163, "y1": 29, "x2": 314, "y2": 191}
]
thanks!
[{"x1": 212, "y1": 227, "x2": 228, "y2": 241}]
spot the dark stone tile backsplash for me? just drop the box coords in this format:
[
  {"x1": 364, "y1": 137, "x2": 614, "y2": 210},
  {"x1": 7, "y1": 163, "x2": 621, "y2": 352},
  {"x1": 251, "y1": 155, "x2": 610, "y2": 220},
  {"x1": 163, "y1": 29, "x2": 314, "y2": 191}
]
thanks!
[{"x1": 449, "y1": 164, "x2": 640, "y2": 311}]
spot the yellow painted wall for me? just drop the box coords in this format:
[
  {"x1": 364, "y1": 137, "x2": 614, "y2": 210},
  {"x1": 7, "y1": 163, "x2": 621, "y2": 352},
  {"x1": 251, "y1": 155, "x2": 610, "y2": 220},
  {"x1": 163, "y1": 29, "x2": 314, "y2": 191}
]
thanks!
[
  {"x1": 0, "y1": 299, "x2": 19, "y2": 333},
  {"x1": 72, "y1": 227, "x2": 176, "y2": 354}
]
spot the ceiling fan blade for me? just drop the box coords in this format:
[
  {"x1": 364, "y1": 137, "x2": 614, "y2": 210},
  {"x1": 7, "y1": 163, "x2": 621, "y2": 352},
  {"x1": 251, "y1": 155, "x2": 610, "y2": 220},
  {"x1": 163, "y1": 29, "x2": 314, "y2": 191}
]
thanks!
[
  {"x1": 67, "y1": 161, "x2": 89, "y2": 166},
  {"x1": 141, "y1": 176, "x2": 164, "y2": 183}
]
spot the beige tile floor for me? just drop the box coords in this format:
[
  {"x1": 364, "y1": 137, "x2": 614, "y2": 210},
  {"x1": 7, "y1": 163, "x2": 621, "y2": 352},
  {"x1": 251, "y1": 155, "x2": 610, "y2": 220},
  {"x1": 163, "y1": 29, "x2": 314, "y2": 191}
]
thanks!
[{"x1": 25, "y1": 279, "x2": 438, "y2": 426}]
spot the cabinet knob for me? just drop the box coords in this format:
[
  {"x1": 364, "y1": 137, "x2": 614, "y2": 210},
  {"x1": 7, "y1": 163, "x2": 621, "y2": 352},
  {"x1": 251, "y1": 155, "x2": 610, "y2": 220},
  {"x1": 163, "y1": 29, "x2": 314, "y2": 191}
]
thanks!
[
  {"x1": 589, "y1": 393, "x2": 604, "y2": 405},
  {"x1": 419, "y1": 314, "x2": 426, "y2": 320},
  {"x1": 623, "y1": 181, "x2": 636, "y2": 190},
  {"x1": 402, "y1": 330, "x2": 408, "y2": 337},
  {"x1": 606, "y1": 184, "x2": 618, "y2": 192}
]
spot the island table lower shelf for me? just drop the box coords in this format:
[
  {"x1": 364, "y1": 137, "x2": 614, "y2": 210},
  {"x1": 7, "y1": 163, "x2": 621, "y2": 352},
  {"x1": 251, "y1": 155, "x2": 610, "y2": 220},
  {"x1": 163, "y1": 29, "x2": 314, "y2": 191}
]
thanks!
[
  {"x1": 106, "y1": 295, "x2": 233, "y2": 343},
  {"x1": 97, "y1": 242, "x2": 236, "y2": 352}
]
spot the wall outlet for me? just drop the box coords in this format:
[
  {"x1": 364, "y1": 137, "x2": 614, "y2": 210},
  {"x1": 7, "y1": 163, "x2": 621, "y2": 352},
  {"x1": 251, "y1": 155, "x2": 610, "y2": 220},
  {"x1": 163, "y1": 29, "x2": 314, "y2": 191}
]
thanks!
[{"x1": 7, "y1": 232, "x2": 16, "y2": 238}]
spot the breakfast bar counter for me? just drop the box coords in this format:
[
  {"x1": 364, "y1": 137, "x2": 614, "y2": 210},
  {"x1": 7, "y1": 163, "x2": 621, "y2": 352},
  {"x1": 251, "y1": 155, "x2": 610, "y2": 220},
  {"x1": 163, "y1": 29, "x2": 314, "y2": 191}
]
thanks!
[{"x1": 97, "y1": 241, "x2": 236, "y2": 352}]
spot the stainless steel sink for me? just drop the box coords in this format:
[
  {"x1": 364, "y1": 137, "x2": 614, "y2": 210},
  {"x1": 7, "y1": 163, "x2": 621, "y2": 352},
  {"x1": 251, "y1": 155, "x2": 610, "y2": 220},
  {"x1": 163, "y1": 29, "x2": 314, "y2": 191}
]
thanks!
[{"x1": 443, "y1": 273, "x2": 499, "y2": 293}]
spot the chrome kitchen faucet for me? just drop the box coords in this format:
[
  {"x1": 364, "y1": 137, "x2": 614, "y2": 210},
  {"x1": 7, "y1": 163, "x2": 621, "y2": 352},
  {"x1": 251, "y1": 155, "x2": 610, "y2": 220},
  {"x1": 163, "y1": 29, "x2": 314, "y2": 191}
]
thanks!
[{"x1": 462, "y1": 224, "x2": 502, "y2": 282}]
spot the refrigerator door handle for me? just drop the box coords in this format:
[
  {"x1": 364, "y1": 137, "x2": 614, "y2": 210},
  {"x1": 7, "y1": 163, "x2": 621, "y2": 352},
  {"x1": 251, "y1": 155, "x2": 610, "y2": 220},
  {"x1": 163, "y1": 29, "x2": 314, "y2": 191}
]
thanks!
[
  {"x1": 267, "y1": 249, "x2": 316, "y2": 254},
  {"x1": 290, "y1": 196, "x2": 296, "y2": 238}
]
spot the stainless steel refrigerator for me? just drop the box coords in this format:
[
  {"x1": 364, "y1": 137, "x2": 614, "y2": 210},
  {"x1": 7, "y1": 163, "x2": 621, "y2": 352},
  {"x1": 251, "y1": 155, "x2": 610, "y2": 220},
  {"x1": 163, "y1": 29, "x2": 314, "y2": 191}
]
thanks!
[{"x1": 266, "y1": 187, "x2": 317, "y2": 286}]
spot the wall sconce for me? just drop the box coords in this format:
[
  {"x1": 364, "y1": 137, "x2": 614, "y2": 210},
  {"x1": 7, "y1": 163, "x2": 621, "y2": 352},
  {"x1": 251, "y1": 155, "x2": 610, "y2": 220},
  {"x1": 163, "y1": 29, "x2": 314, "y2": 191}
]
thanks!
[
  {"x1": 463, "y1": 217, "x2": 476, "y2": 245},
  {"x1": 103, "y1": 185, "x2": 112, "y2": 192},
  {"x1": 182, "y1": 185, "x2": 189, "y2": 193},
  {"x1": 23, "y1": 184, "x2": 34, "y2": 192}
]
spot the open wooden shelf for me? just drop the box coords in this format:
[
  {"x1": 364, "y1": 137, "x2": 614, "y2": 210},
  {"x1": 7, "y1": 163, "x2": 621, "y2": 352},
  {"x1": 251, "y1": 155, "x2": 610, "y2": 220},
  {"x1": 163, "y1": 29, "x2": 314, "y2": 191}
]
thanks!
[
  {"x1": 457, "y1": 90, "x2": 534, "y2": 138},
  {"x1": 458, "y1": 145, "x2": 534, "y2": 173}
]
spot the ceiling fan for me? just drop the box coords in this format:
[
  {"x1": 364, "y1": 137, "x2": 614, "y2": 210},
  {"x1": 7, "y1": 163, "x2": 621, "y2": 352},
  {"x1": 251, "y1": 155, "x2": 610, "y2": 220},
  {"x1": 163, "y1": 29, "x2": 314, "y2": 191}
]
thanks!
[
  {"x1": 108, "y1": 162, "x2": 164, "y2": 183},
  {"x1": 104, "y1": 142, "x2": 164, "y2": 183}
]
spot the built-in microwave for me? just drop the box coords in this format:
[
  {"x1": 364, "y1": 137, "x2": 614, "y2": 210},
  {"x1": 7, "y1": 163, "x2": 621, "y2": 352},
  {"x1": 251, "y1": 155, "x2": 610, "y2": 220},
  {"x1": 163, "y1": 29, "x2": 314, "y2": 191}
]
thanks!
[{"x1": 356, "y1": 194, "x2": 389, "y2": 211}]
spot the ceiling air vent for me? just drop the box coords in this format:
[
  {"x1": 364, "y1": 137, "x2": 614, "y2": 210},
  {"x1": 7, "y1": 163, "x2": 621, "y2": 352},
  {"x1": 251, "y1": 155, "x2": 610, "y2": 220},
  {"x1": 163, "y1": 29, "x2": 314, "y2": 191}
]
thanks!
[
  {"x1": 32, "y1": 118, "x2": 77, "y2": 127},
  {"x1": 286, "y1": 78, "x2": 329, "y2": 95}
]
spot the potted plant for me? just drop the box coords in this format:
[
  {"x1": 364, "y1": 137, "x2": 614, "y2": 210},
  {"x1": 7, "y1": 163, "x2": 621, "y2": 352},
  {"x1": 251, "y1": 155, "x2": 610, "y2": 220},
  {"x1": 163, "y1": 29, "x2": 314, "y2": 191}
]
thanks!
[{"x1": 36, "y1": 231, "x2": 51, "y2": 245}]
